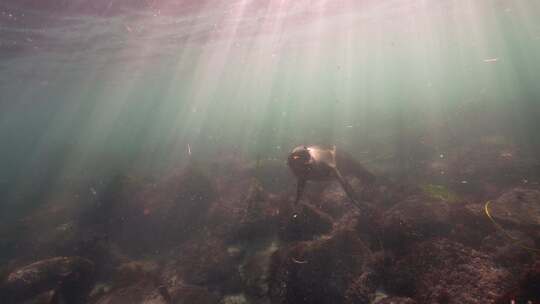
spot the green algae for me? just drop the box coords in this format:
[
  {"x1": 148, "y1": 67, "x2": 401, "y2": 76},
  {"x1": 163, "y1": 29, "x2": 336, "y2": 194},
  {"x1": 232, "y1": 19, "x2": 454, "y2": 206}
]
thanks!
[{"x1": 421, "y1": 184, "x2": 460, "y2": 202}]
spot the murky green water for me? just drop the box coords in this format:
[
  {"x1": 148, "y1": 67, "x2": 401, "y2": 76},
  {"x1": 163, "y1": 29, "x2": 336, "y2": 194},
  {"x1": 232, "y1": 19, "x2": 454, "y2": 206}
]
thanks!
[{"x1": 2, "y1": 2, "x2": 539, "y2": 175}]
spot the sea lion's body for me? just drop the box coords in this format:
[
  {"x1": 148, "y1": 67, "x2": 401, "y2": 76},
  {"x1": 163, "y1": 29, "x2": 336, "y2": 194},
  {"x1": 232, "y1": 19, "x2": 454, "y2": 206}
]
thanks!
[
  {"x1": 1, "y1": 256, "x2": 94, "y2": 304},
  {"x1": 288, "y1": 145, "x2": 375, "y2": 213},
  {"x1": 289, "y1": 146, "x2": 336, "y2": 181}
]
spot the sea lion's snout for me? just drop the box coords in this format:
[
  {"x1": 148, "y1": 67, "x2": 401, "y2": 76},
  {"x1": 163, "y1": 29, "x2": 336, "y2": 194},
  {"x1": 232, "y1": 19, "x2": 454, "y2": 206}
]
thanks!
[{"x1": 287, "y1": 146, "x2": 311, "y2": 176}]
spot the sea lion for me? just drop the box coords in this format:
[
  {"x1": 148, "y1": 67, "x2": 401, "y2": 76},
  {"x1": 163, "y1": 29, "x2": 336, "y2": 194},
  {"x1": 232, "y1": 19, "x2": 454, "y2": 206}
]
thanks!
[
  {"x1": 287, "y1": 145, "x2": 376, "y2": 215},
  {"x1": 1, "y1": 256, "x2": 94, "y2": 304}
]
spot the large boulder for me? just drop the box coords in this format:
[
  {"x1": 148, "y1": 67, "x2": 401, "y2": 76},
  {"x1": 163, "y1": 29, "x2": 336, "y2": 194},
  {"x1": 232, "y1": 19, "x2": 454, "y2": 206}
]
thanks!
[
  {"x1": 206, "y1": 175, "x2": 286, "y2": 244},
  {"x1": 464, "y1": 188, "x2": 540, "y2": 255},
  {"x1": 308, "y1": 181, "x2": 350, "y2": 219},
  {"x1": 231, "y1": 180, "x2": 281, "y2": 242},
  {"x1": 1, "y1": 256, "x2": 94, "y2": 304},
  {"x1": 110, "y1": 165, "x2": 218, "y2": 255},
  {"x1": 239, "y1": 241, "x2": 280, "y2": 298},
  {"x1": 481, "y1": 230, "x2": 537, "y2": 276},
  {"x1": 380, "y1": 195, "x2": 453, "y2": 251},
  {"x1": 112, "y1": 260, "x2": 159, "y2": 289},
  {"x1": 343, "y1": 272, "x2": 379, "y2": 304},
  {"x1": 269, "y1": 228, "x2": 375, "y2": 304},
  {"x1": 13, "y1": 189, "x2": 89, "y2": 260},
  {"x1": 91, "y1": 280, "x2": 164, "y2": 304},
  {"x1": 278, "y1": 203, "x2": 334, "y2": 242},
  {"x1": 494, "y1": 259, "x2": 540, "y2": 304},
  {"x1": 92, "y1": 258, "x2": 221, "y2": 304},
  {"x1": 162, "y1": 237, "x2": 241, "y2": 288},
  {"x1": 483, "y1": 188, "x2": 540, "y2": 230},
  {"x1": 385, "y1": 238, "x2": 514, "y2": 304}
]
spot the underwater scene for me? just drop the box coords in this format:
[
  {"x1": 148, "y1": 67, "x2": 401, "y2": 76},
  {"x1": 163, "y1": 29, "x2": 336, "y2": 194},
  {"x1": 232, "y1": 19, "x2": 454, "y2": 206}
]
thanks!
[{"x1": 1, "y1": 0, "x2": 540, "y2": 303}]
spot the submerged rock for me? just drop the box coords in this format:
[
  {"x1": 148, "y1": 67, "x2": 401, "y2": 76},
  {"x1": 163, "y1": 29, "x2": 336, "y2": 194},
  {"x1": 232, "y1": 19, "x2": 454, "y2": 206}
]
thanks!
[
  {"x1": 164, "y1": 237, "x2": 240, "y2": 287},
  {"x1": 495, "y1": 259, "x2": 540, "y2": 304},
  {"x1": 481, "y1": 230, "x2": 537, "y2": 275},
  {"x1": 170, "y1": 284, "x2": 220, "y2": 304},
  {"x1": 220, "y1": 293, "x2": 249, "y2": 304},
  {"x1": 385, "y1": 238, "x2": 514, "y2": 304},
  {"x1": 113, "y1": 260, "x2": 159, "y2": 289},
  {"x1": 313, "y1": 181, "x2": 350, "y2": 219},
  {"x1": 233, "y1": 180, "x2": 281, "y2": 241},
  {"x1": 113, "y1": 165, "x2": 218, "y2": 255},
  {"x1": 375, "y1": 297, "x2": 417, "y2": 304},
  {"x1": 279, "y1": 203, "x2": 334, "y2": 242},
  {"x1": 206, "y1": 172, "x2": 290, "y2": 244},
  {"x1": 344, "y1": 272, "x2": 379, "y2": 304},
  {"x1": 93, "y1": 263, "x2": 219, "y2": 304},
  {"x1": 485, "y1": 188, "x2": 540, "y2": 229},
  {"x1": 239, "y1": 240, "x2": 280, "y2": 298},
  {"x1": 92, "y1": 279, "x2": 166, "y2": 304},
  {"x1": 381, "y1": 195, "x2": 453, "y2": 251},
  {"x1": 463, "y1": 187, "x2": 540, "y2": 255},
  {"x1": 269, "y1": 229, "x2": 375, "y2": 304},
  {"x1": 1, "y1": 256, "x2": 94, "y2": 304}
]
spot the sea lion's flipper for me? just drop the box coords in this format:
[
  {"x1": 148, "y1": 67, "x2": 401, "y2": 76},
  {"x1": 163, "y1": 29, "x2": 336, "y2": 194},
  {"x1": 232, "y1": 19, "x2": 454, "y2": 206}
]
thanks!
[
  {"x1": 294, "y1": 178, "x2": 307, "y2": 205},
  {"x1": 333, "y1": 168, "x2": 374, "y2": 217}
]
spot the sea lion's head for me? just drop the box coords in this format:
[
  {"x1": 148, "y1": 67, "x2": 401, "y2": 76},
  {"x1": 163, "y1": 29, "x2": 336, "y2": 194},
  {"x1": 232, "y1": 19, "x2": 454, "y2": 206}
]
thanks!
[{"x1": 287, "y1": 146, "x2": 312, "y2": 177}]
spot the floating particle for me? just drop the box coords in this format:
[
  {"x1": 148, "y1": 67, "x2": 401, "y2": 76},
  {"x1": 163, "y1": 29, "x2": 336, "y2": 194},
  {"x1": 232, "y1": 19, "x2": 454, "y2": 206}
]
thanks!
[
  {"x1": 483, "y1": 58, "x2": 499, "y2": 63},
  {"x1": 500, "y1": 151, "x2": 513, "y2": 159},
  {"x1": 292, "y1": 257, "x2": 308, "y2": 264}
]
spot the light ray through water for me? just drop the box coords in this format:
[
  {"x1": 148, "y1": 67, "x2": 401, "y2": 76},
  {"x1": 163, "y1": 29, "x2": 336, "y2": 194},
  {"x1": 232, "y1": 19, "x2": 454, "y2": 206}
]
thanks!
[{"x1": 0, "y1": 0, "x2": 539, "y2": 215}]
